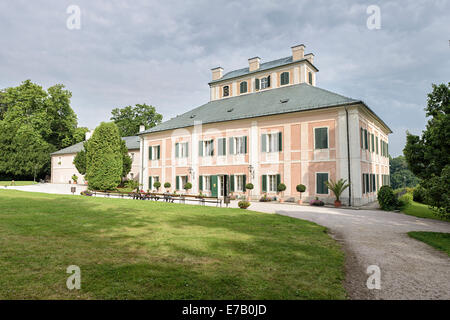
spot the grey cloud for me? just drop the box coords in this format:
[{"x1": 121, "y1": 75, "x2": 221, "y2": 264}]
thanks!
[{"x1": 0, "y1": 0, "x2": 448, "y2": 156}]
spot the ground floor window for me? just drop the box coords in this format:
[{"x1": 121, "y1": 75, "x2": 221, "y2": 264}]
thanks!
[
  {"x1": 149, "y1": 176, "x2": 159, "y2": 190},
  {"x1": 381, "y1": 174, "x2": 390, "y2": 186},
  {"x1": 362, "y1": 173, "x2": 377, "y2": 194},
  {"x1": 199, "y1": 175, "x2": 212, "y2": 191},
  {"x1": 261, "y1": 174, "x2": 280, "y2": 192},
  {"x1": 236, "y1": 175, "x2": 245, "y2": 192},
  {"x1": 176, "y1": 175, "x2": 188, "y2": 190},
  {"x1": 316, "y1": 173, "x2": 328, "y2": 194}
]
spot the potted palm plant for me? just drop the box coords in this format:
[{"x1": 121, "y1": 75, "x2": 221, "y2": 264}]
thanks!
[
  {"x1": 325, "y1": 178, "x2": 350, "y2": 208},
  {"x1": 296, "y1": 184, "x2": 306, "y2": 204}
]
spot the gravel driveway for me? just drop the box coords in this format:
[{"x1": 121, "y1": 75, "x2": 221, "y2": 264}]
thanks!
[{"x1": 242, "y1": 202, "x2": 450, "y2": 300}]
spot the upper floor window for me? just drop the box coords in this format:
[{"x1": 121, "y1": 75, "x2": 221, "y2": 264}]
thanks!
[
  {"x1": 255, "y1": 76, "x2": 270, "y2": 90},
  {"x1": 149, "y1": 145, "x2": 160, "y2": 160},
  {"x1": 223, "y1": 86, "x2": 229, "y2": 97},
  {"x1": 261, "y1": 132, "x2": 282, "y2": 153},
  {"x1": 199, "y1": 140, "x2": 214, "y2": 157},
  {"x1": 240, "y1": 81, "x2": 247, "y2": 94},
  {"x1": 280, "y1": 72, "x2": 289, "y2": 85},
  {"x1": 314, "y1": 127, "x2": 328, "y2": 149},
  {"x1": 175, "y1": 142, "x2": 189, "y2": 158},
  {"x1": 308, "y1": 72, "x2": 313, "y2": 85},
  {"x1": 229, "y1": 136, "x2": 247, "y2": 155}
]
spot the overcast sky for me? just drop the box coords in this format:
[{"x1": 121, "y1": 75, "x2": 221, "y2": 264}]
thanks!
[{"x1": 1, "y1": 0, "x2": 448, "y2": 156}]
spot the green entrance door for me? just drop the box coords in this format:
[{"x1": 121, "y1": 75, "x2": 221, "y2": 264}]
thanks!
[{"x1": 211, "y1": 175, "x2": 218, "y2": 197}]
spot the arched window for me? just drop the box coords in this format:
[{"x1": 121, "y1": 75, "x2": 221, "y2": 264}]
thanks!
[
  {"x1": 223, "y1": 86, "x2": 229, "y2": 97},
  {"x1": 280, "y1": 72, "x2": 289, "y2": 85},
  {"x1": 240, "y1": 81, "x2": 247, "y2": 94}
]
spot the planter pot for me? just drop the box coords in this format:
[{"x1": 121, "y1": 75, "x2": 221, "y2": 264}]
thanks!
[
  {"x1": 334, "y1": 200, "x2": 342, "y2": 208},
  {"x1": 279, "y1": 199, "x2": 284, "y2": 203},
  {"x1": 297, "y1": 199, "x2": 302, "y2": 205}
]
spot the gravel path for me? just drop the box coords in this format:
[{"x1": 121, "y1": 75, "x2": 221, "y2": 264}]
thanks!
[
  {"x1": 241, "y1": 202, "x2": 450, "y2": 300},
  {"x1": 5, "y1": 184, "x2": 450, "y2": 299}
]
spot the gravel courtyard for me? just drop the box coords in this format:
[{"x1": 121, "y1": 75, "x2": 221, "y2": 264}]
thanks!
[{"x1": 7, "y1": 183, "x2": 450, "y2": 299}]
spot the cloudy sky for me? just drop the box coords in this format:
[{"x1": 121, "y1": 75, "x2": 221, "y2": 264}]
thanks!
[{"x1": 0, "y1": 0, "x2": 448, "y2": 156}]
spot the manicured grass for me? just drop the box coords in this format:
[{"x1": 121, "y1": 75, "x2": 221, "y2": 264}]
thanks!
[
  {"x1": 408, "y1": 232, "x2": 450, "y2": 256},
  {"x1": 401, "y1": 200, "x2": 448, "y2": 221},
  {"x1": 0, "y1": 189, "x2": 346, "y2": 300},
  {"x1": 0, "y1": 181, "x2": 37, "y2": 186}
]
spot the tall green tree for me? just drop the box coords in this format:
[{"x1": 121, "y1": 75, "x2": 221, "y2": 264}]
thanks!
[
  {"x1": 111, "y1": 103, "x2": 162, "y2": 137},
  {"x1": 0, "y1": 80, "x2": 85, "y2": 179},
  {"x1": 389, "y1": 155, "x2": 419, "y2": 190},
  {"x1": 85, "y1": 122, "x2": 129, "y2": 190},
  {"x1": 404, "y1": 83, "x2": 449, "y2": 218}
]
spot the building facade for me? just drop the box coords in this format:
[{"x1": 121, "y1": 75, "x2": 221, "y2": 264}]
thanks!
[
  {"x1": 139, "y1": 44, "x2": 391, "y2": 206},
  {"x1": 51, "y1": 135, "x2": 141, "y2": 184}
]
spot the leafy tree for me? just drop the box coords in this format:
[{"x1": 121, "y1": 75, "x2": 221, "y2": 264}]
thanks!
[
  {"x1": 389, "y1": 155, "x2": 419, "y2": 190},
  {"x1": 85, "y1": 122, "x2": 123, "y2": 190},
  {"x1": 111, "y1": 103, "x2": 162, "y2": 137},
  {"x1": 73, "y1": 146, "x2": 87, "y2": 175},
  {"x1": 121, "y1": 140, "x2": 132, "y2": 178},
  {"x1": 404, "y1": 83, "x2": 449, "y2": 218},
  {"x1": 0, "y1": 80, "x2": 84, "y2": 179}
]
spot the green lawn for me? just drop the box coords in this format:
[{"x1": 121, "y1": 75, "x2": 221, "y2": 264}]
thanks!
[
  {"x1": 401, "y1": 200, "x2": 448, "y2": 221},
  {"x1": 0, "y1": 189, "x2": 346, "y2": 300},
  {"x1": 408, "y1": 232, "x2": 450, "y2": 256},
  {"x1": 0, "y1": 181, "x2": 37, "y2": 186}
]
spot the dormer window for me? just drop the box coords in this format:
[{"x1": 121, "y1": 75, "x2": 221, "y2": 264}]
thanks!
[
  {"x1": 308, "y1": 72, "x2": 313, "y2": 85},
  {"x1": 280, "y1": 72, "x2": 289, "y2": 85},
  {"x1": 223, "y1": 86, "x2": 229, "y2": 97},
  {"x1": 240, "y1": 81, "x2": 247, "y2": 94}
]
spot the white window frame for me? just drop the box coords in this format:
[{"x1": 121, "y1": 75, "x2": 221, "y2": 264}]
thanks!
[
  {"x1": 267, "y1": 133, "x2": 279, "y2": 153},
  {"x1": 236, "y1": 175, "x2": 245, "y2": 192},
  {"x1": 177, "y1": 142, "x2": 188, "y2": 158},
  {"x1": 150, "y1": 146, "x2": 160, "y2": 160},
  {"x1": 260, "y1": 77, "x2": 269, "y2": 89},
  {"x1": 204, "y1": 175, "x2": 212, "y2": 191},
  {"x1": 268, "y1": 174, "x2": 278, "y2": 192},
  {"x1": 233, "y1": 136, "x2": 246, "y2": 155},
  {"x1": 202, "y1": 140, "x2": 214, "y2": 157}
]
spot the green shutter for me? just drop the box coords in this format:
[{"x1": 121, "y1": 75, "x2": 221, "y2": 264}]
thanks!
[
  {"x1": 149, "y1": 176, "x2": 152, "y2": 190},
  {"x1": 229, "y1": 137, "x2": 234, "y2": 155},
  {"x1": 278, "y1": 132, "x2": 282, "y2": 151},
  {"x1": 371, "y1": 135, "x2": 374, "y2": 152},
  {"x1": 308, "y1": 72, "x2": 312, "y2": 85},
  {"x1": 276, "y1": 174, "x2": 281, "y2": 189},
  {"x1": 386, "y1": 143, "x2": 389, "y2": 157},
  {"x1": 255, "y1": 78, "x2": 260, "y2": 90},
  {"x1": 230, "y1": 175, "x2": 235, "y2": 192},
  {"x1": 315, "y1": 128, "x2": 328, "y2": 149},
  {"x1": 364, "y1": 129, "x2": 368, "y2": 149},
  {"x1": 176, "y1": 176, "x2": 179, "y2": 190},
  {"x1": 262, "y1": 175, "x2": 267, "y2": 192},
  {"x1": 175, "y1": 143, "x2": 179, "y2": 158},
  {"x1": 360, "y1": 128, "x2": 363, "y2": 149},
  {"x1": 261, "y1": 134, "x2": 266, "y2": 152},
  {"x1": 199, "y1": 141, "x2": 203, "y2": 156},
  {"x1": 376, "y1": 137, "x2": 379, "y2": 154},
  {"x1": 222, "y1": 138, "x2": 226, "y2": 155},
  {"x1": 157, "y1": 145, "x2": 160, "y2": 159},
  {"x1": 244, "y1": 136, "x2": 248, "y2": 153},
  {"x1": 149, "y1": 146, "x2": 152, "y2": 160},
  {"x1": 199, "y1": 175, "x2": 203, "y2": 191},
  {"x1": 267, "y1": 75, "x2": 271, "y2": 87},
  {"x1": 317, "y1": 173, "x2": 328, "y2": 194},
  {"x1": 210, "y1": 139, "x2": 214, "y2": 156},
  {"x1": 243, "y1": 175, "x2": 246, "y2": 191}
]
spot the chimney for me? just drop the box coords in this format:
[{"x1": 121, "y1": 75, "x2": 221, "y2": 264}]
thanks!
[
  {"x1": 211, "y1": 67, "x2": 223, "y2": 81},
  {"x1": 248, "y1": 57, "x2": 260, "y2": 72},
  {"x1": 304, "y1": 53, "x2": 314, "y2": 64},
  {"x1": 291, "y1": 44, "x2": 305, "y2": 61},
  {"x1": 139, "y1": 125, "x2": 145, "y2": 133}
]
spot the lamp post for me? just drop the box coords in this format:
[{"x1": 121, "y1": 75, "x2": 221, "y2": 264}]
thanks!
[{"x1": 248, "y1": 165, "x2": 254, "y2": 180}]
